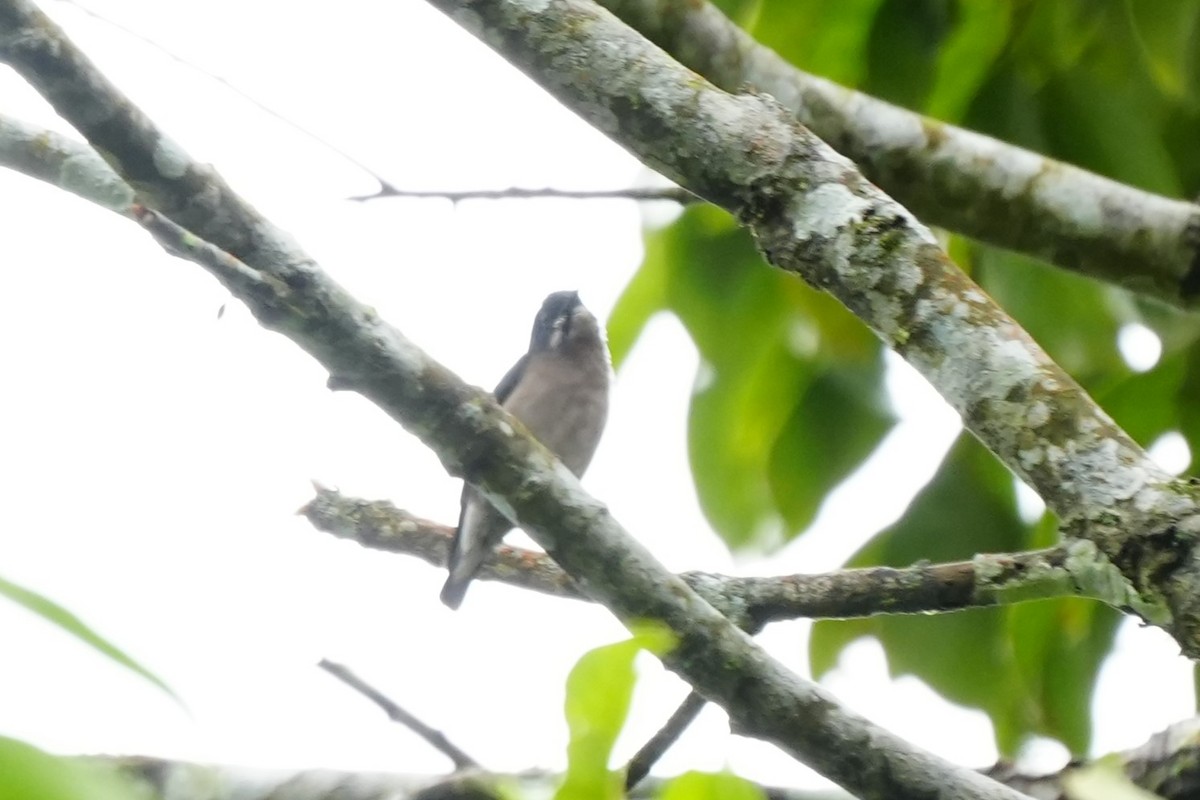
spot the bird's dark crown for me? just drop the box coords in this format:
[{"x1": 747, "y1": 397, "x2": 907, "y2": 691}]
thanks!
[{"x1": 530, "y1": 290, "x2": 585, "y2": 351}]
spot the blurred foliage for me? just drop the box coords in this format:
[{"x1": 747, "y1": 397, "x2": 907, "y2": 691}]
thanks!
[
  {"x1": 0, "y1": 578, "x2": 175, "y2": 800},
  {"x1": 808, "y1": 436, "x2": 1122, "y2": 753},
  {"x1": 0, "y1": 737, "x2": 146, "y2": 800},
  {"x1": 658, "y1": 771, "x2": 766, "y2": 800},
  {"x1": 0, "y1": 574, "x2": 177, "y2": 703},
  {"x1": 1062, "y1": 755, "x2": 1166, "y2": 800},
  {"x1": 610, "y1": 205, "x2": 895, "y2": 551},
  {"x1": 611, "y1": 0, "x2": 1200, "y2": 756},
  {"x1": 556, "y1": 625, "x2": 675, "y2": 800}
]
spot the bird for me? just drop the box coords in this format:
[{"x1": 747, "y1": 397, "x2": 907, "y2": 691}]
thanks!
[{"x1": 440, "y1": 290, "x2": 611, "y2": 609}]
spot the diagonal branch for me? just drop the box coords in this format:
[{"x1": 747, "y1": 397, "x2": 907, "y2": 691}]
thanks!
[
  {"x1": 598, "y1": 0, "x2": 1200, "y2": 308},
  {"x1": 623, "y1": 690, "x2": 708, "y2": 789},
  {"x1": 410, "y1": 0, "x2": 1200, "y2": 654},
  {"x1": 318, "y1": 659, "x2": 480, "y2": 771}
]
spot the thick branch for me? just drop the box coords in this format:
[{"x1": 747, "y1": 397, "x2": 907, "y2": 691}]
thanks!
[
  {"x1": 598, "y1": 0, "x2": 1200, "y2": 307},
  {"x1": 412, "y1": 0, "x2": 1200, "y2": 652}
]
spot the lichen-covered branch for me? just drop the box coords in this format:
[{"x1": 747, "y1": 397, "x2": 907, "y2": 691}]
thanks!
[
  {"x1": 96, "y1": 717, "x2": 1200, "y2": 800},
  {"x1": 0, "y1": 114, "x2": 132, "y2": 210},
  {"x1": 598, "y1": 0, "x2": 1200, "y2": 308},
  {"x1": 0, "y1": 2, "x2": 1035, "y2": 796},
  {"x1": 301, "y1": 487, "x2": 1134, "y2": 624},
  {"x1": 104, "y1": 757, "x2": 842, "y2": 800},
  {"x1": 414, "y1": 0, "x2": 1200, "y2": 657},
  {"x1": 299, "y1": 487, "x2": 585, "y2": 600}
]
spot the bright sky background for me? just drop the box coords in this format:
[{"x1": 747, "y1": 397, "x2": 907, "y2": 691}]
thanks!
[{"x1": 0, "y1": 0, "x2": 1193, "y2": 792}]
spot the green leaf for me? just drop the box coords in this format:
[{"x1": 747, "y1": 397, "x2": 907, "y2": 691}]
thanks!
[
  {"x1": 1038, "y1": 68, "x2": 1180, "y2": 196},
  {"x1": 1063, "y1": 755, "x2": 1164, "y2": 800},
  {"x1": 708, "y1": 0, "x2": 765, "y2": 30},
  {"x1": 810, "y1": 435, "x2": 1119, "y2": 755},
  {"x1": 1124, "y1": 0, "x2": 1200, "y2": 99},
  {"x1": 746, "y1": 0, "x2": 887, "y2": 88},
  {"x1": 612, "y1": 205, "x2": 893, "y2": 552},
  {"x1": 1098, "y1": 329, "x2": 1200, "y2": 470},
  {"x1": 863, "y1": 0, "x2": 955, "y2": 110},
  {"x1": 0, "y1": 736, "x2": 145, "y2": 800},
  {"x1": 658, "y1": 771, "x2": 765, "y2": 800},
  {"x1": 925, "y1": 1, "x2": 1011, "y2": 122},
  {"x1": 556, "y1": 626, "x2": 675, "y2": 800},
  {"x1": 1007, "y1": 589, "x2": 1120, "y2": 752},
  {"x1": 1100, "y1": 350, "x2": 1188, "y2": 446},
  {"x1": 606, "y1": 225, "x2": 670, "y2": 369},
  {"x1": 0, "y1": 574, "x2": 178, "y2": 704},
  {"x1": 767, "y1": 358, "x2": 893, "y2": 534}
]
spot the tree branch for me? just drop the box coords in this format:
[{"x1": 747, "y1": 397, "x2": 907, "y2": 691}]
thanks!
[
  {"x1": 623, "y1": 690, "x2": 708, "y2": 789},
  {"x1": 318, "y1": 659, "x2": 480, "y2": 771},
  {"x1": 107, "y1": 756, "x2": 846, "y2": 800},
  {"x1": 52, "y1": 0, "x2": 405, "y2": 197},
  {"x1": 349, "y1": 184, "x2": 696, "y2": 203},
  {"x1": 97, "y1": 717, "x2": 1200, "y2": 800},
  {"x1": 0, "y1": 3, "x2": 1032, "y2": 796},
  {"x1": 0, "y1": 0, "x2": 1193, "y2": 796},
  {"x1": 0, "y1": 114, "x2": 132, "y2": 211},
  {"x1": 299, "y1": 486, "x2": 585, "y2": 601},
  {"x1": 301, "y1": 486, "x2": 1126, "y2": 624},
  {"x1": 597, "y1": 0, "x2": 1200, "y2": 308},
  {"x1": 408, "y1": 0, "x2": 1200, "y2": 655}
]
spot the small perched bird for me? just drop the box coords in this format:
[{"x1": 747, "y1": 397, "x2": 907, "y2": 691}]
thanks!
[{"x1": 440, "y1": 290, "x2": 611, "y2": 609}]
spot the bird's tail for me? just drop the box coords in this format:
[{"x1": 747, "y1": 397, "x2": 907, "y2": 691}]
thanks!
[
  {"x1": 439, "y1": 572, "x2": 470, "y2": 610},
  {"x1": 440, "y1": 536, "x2": 488, "y2": 610}
]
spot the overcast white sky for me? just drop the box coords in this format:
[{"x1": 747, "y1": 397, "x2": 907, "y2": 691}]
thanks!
[{"x1": 0, "y1": 0, "x2": 1193, "y2": 791}]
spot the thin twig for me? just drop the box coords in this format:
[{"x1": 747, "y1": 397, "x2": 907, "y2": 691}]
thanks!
[
  {"x1": 624, "y1": 690, "x2": 708, "y2": 789},
  {"x1": 318, "y1": 659, "x2": 480, "y2": 771},
  {"x1": 130, "y1": 205, "x2": 290, "y2": 304},
  {"x1": 348, "y1": 184, "x2": 697, "y2": 203},
  {"x1": 55, "y1": 0, "x2": 401, "y2": 194}
]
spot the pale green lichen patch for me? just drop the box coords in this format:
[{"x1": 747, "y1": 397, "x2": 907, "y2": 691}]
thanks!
[
  {"x1": 978, "y1": 553, "x2": 1070, "y2": 604},
  {"x1": 972, "y1": 553, "x2": 1007, "y2": 583},
  {"x1": 1064, "y1": 539, "x2": 1172, "y2": 625},
  {"x1": 789, "y1": 181, "x2": 873, "y2": 241},
  {"x1": 915, "y1": 312, "x2": 1043, "y2": 418},
  {"x1": 151, "y1": 138, "x2": 189, "y2": 180}
]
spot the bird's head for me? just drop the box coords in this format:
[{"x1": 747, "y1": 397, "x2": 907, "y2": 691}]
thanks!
[{"x1": 529, "y1": 290, "x2": 603, "y2": 354}]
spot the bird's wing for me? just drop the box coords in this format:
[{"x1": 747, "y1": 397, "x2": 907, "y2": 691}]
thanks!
[{"x1": 492, "y1": 353, "x2": 529, "y2": 405}]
